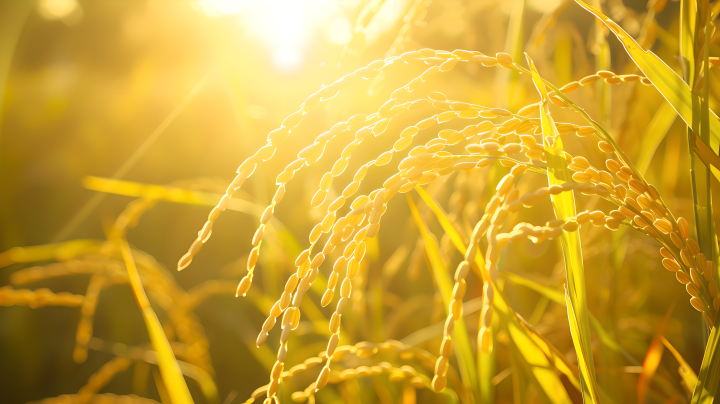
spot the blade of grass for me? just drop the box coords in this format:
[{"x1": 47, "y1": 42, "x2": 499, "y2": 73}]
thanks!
[
  {"x1": 527, "y1": 53, "x2": 600, "y2": 404},
  {"x1": 479, "y1": 333, "x2": 496, "y2": 404},
  {"x1": 401, "y1": 297, "x2": 485, "y2": 346},
  {"x1": 419, "y1": 184, "x2": 636, "y2": 366},
  {"x1": 501, "y1": 0, "x2": 524, "y2": 111},
  {"x1": 119, "y1": 239, "x2": 194, "y2": 404},
  {"x1": 407, "y1": 194, "x2": 478, "y2": 402},
  {"x1": 574, "y1": 0, "x2": 720, "y2": 183},
  {"x1": 688, "y1": 8, "x2": 720, "y2": 404},
  {"x1": 515, "y1": 314, "x2": 581, "y2": 391},
  {"x1": 574, "y1": 0, "x2": 709, "y2": 137},
  {"x1": 415, "y1": 187, "x2": 468, "y2": 254},
  {"x1": 501, "y1": 272, "x2": 564, "y2": 303},
  {"x1": 696, "y1": 2, "x2": 719, "y2": 265},
  {"x1": 638, "y1": 305, "x2": 674, "y2": 404},
  {"x1": 153, "y1": 369, "x2": 172, "y2": 404},
  {"x1": 502, "y1": 271, "x2": 639, "y2": 365},
  {"x1": 636, "y1": 102, "x2": 678, "y2": 175},
  {"x1": 493, "y1": 277, "x2": 574, "y2": 403},
  {"x1": 0, "y1": 239, "x2": 103, "y2": 269},
  {"x1": 83, "y1": 176, "x2": 262, "y2": 215},
  {"x1": 692, "y1": 325, "x2": 720, "y2": 403},
  {"x1": 509, "y1": 339, "x2": 525, "y2": 403},
  {"x1": 691, "y1": 4, "x2": 720, "y2": 384},
  {"x1": 85, "y1": 175, "x2": 306, "y2": 269},
  {"x1": 693, "y1": 135, "x2": 720, "y2": 173},
  {"x1": 680, "y1": 0, "x2": 696, "y2": 83},
  {"x1": 88, "y1": 338, "x2": 217, "y2": 404},
  {"x1": 414, "y1": 189, "x2": 578, "y2": 402},
  {"x1": 662, "y1": 337, "x2": 698, "y2": 391}
]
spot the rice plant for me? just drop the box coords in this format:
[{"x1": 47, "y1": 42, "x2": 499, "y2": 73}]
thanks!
[{"x1": 3, "y1": 0, "x2": 720, "y2": 403}]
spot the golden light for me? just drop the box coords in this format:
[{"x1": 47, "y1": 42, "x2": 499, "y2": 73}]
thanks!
[
  {"x1": 8, "y1": 1, "x2": 708, "y2": 404},
  {"x1": 327, "y1": 17, "x2": 353, "y2": 45},
  {"x1": 204, "y1": 0, "x2": 351, "y2": 71},
  {"x1": 38, "y1": 0, "x2": 83, "y2": 24},
  {"x1": 207, "y1": 0, "x2": 257, "y2": 14}
]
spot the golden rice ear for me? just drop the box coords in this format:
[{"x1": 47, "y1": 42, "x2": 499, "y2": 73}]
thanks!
[
  {"x1": 132, "y1": 19, "x2": 720, "y2": 402},
  {"x1": 236, "y1": 276, "x2": 252, "y2": 297},
  {"x1": 677, "y1": 217, "x2": 690, "y2": 239}
]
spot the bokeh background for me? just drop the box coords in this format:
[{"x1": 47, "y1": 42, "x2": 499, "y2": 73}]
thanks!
[{"x1": 1, "y1": 0, "x2": 719, "y2": 403}]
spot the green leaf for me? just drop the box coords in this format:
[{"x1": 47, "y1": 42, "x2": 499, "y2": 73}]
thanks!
[
  {"x1": 415, "y1": 186, "x2": 468, "y2": 255},
  {"x1": 695, "y1": 2, "x2": 720, "y2": 266},
  {"x1": 517, "y1": 314, "x2": 582, "y2": 392},
  {"x1": 679, "y1": 0, "x2": 696, "y2": 84},
  {"x1": 500, "y1": 272, "x2": 564, "y2": 304},
  {"x1": 119, "y1": 239, "x2": 194, "y2": 404},
  {"x1": 526, "y1": 53, "x2": 600, "y2": 404},
  {"x1": 636, "y1": 102, "x2": 678, "y2": 175},
  {"x1": 421, "y1": 175, "x2": 633, "y2": 365},
  {"x1": 83, "y1": 176, "x2": 262, "y2": 215},
  {"x1": 0, "y1": 239, "x2": 103, "y2": 269},
  {"x1": 406, "y1": 195, "x2": 478, "y2": 402},
  {"x1": 574, "y1": 0, "x2": 720, "y2": 183},
  {"x1": 692, "y1": 325, "x2": 720, "y2": 404},
  {"x1": 662, "y1": 337, "x2": 698, "y2": 392},
  {"x1": 413, "y1": 189, "x2": 576, "y2": 403},
  {"x1": 690, "y1": 11, "x2": 720, "y2": 403},
  {"x1": 495, "y1": 296, "x2": 573, "y2": 404},
  {"x1": 502, "y1": 271, "x2": 638, "y2": 365}
]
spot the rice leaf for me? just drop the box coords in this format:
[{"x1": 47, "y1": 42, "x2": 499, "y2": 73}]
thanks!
[
  {"x1": 406, "y1": 195, "x2": 478, "y2": 401},
  {"x1": 637, "y1": 304, "x2": 674, "y2": 404},
  {"x1": 694, "y1": 4, "x2": 720, "y2": 265},
  {"x1": 478, "y1": 338, "x2": 495, "y2": 404},
  {"x1": 119, "y1": 239, "x2": 194, "y2": 404},
  {"x1": 689, "y1": 11, "x2": 720, "y2": 393},
  {"x1": 414, "y1": 189, "x2": 577, "y2": 402},
  {"x1": 574, "y1": 0, "x2": 720, "y2": 182},
  {"x1": 636, "y1": 101, "x2": 678, "y2": 175},
  {"x1": 414, "y1": 186, "x2": 495, "y2": 403},
  {"x1": 85, "y1": 175, "x2": 306, "y2": 267},
  {"x1": 176, "y1": 362, "x2": 219, "y2": 404},
  {"x1": 526, "y1": 53, "x2": 599, "y2": 404},
  {"x1": 692, "y1": 325, "x2": 720, "y2": 404},
  {"x1": 574, "y1": 0, "x2": 709, "y2": 135},
  {"x1": 693, "y1": 135, "x2": 720, "y2": 173},
  {"x1": 415, "y1": 186, "x2": 468, "y2": 254},
  {"x1": 0, "y1": 239, "x2": 103, "y2": 269},
  {"x1": 496, "y1": 299, "x2": 573, "y2": 404},
  {"x1": 662, "y1": 337, "x2": 698, "y2": 391},
  {"x1": 83, "y1": 176, "x2": 262, "y2": 215},
  {"x1": 679, "y1": 0, "x2": 695, "y2": 84},
  {"x1": 500, "y1": 271, "x2": 564, "y2": 304},
  {"x1": 517, "y1": 315, "x2": 581, "y2": 391},
  {"x1": 502, "y1": 271, "x2": 638, "y2": 365},
  {"x1": 500, "y1": 0, "x2": 524, "y2": 110},
  {"x1": 418, "y1": 185, "x2": 634, "y2": 371}
]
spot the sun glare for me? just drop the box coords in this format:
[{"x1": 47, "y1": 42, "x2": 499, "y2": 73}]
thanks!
[
  {"x1": 204, "y1": 0, "x2": 350, "y2": 71},
  {"x1": 327, "y1": 17, "x2": 352, "y2": 45},
  {"x1": 207, "y1": 0, "x2": 256, "y2": 14},
  {"x1": 38, "y1": 0, "x2": 83, "y2": 25}
]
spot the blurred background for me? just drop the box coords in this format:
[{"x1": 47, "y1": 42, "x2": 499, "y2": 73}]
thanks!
[{"x1": 1, "y1": 0, "x2": 718, "y2": 403}]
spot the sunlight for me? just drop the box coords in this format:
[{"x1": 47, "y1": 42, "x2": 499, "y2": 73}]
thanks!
[
  {"x1": 206, "y1": 0, "x2": 256, "y2": 14},
  {"x1": 8, "y1": 1, "x2": 712, "y2": 403},
  {"x1": 38, "y1": 0, "x2": 83, "y2": 24},
  {"x1": 327, "y1": 16, "x2": 353, "y2": 45},
  {"x1": 205, "y1": 0, "x2": 347, "y2": 71}
]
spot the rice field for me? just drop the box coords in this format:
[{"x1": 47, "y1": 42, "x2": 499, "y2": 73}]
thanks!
[{"x1": 2, "y1": 0, "x2": 720, "y2": 403}]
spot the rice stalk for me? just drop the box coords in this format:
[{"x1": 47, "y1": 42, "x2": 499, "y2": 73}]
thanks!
[{"x1": 7, "y1": 3, "x2": 720, "y2": 403}]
